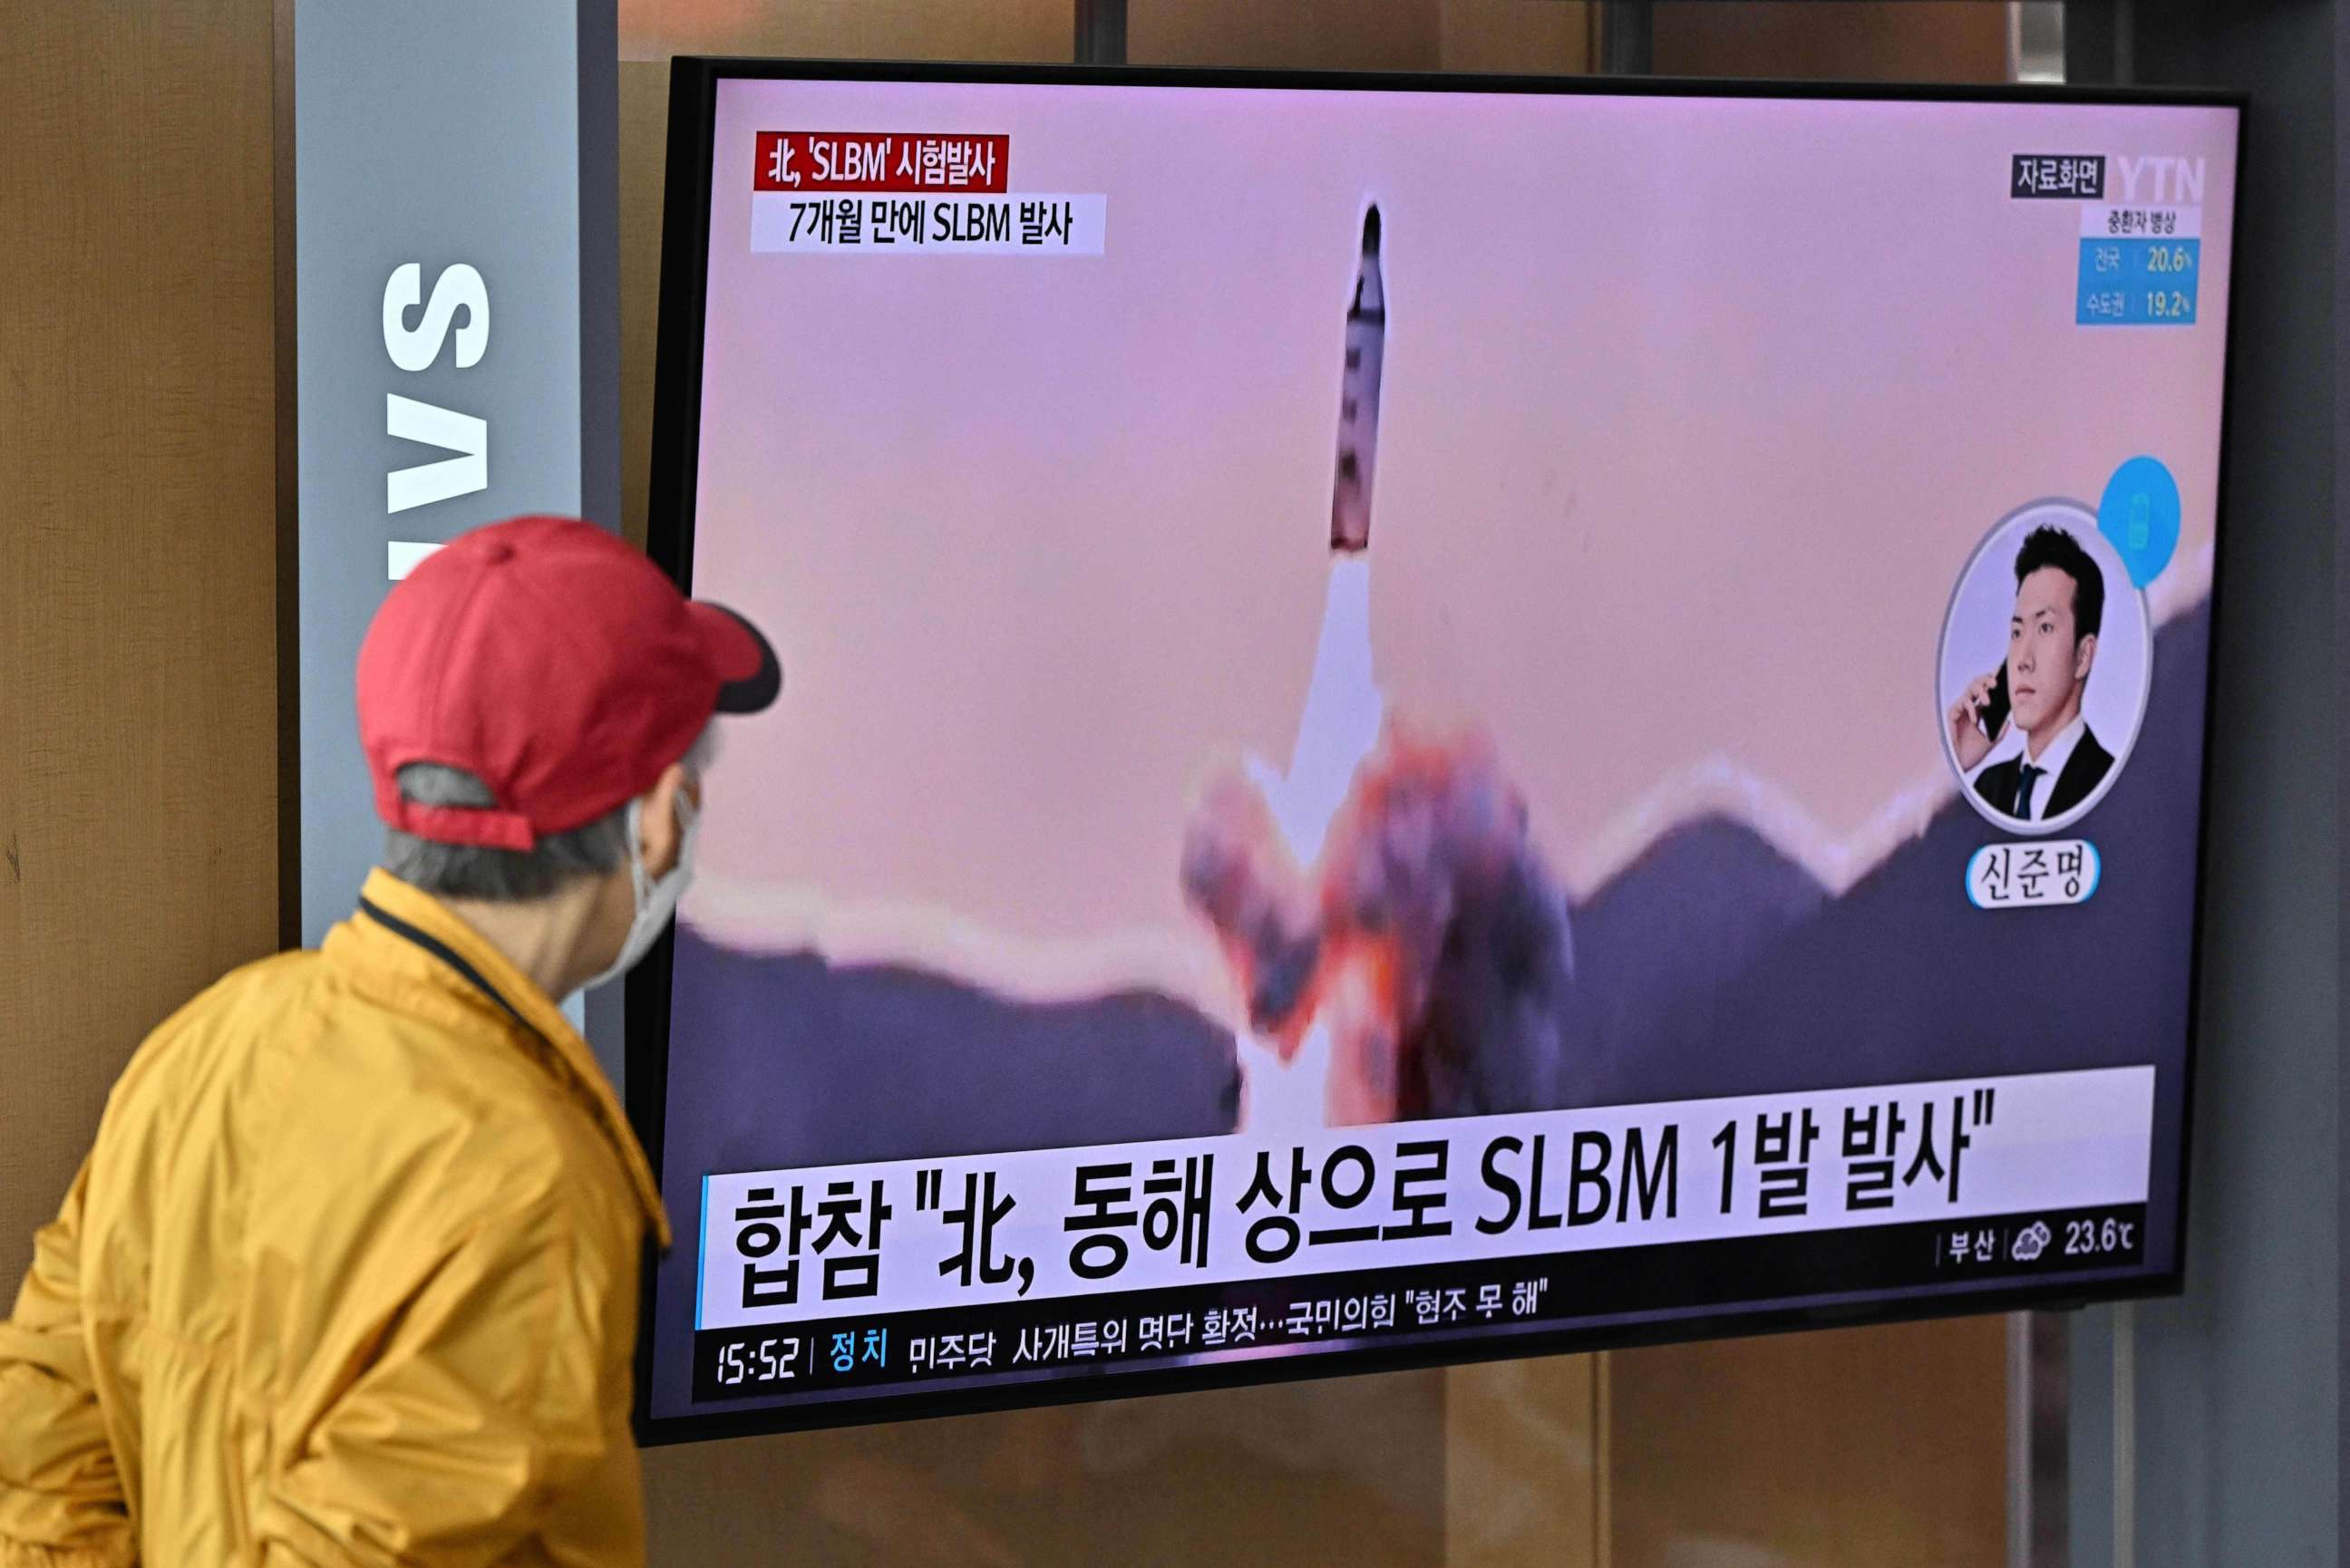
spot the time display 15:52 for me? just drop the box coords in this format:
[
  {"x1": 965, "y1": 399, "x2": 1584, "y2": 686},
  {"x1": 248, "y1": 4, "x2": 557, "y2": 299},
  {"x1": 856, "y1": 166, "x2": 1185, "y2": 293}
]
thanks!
[{"x1": 714, "y1": 1335, "x2": 803, "y2": 1387}]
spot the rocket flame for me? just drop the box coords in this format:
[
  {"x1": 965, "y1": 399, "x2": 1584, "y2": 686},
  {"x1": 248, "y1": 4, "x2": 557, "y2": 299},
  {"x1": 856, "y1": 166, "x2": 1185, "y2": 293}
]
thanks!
[
  {"x1": 1181, "y1": 564, "x2": 1575, "y2": 1131},
  {"x1": 1184, "y1": 557, "x2": 1385, "y2": 1131}
]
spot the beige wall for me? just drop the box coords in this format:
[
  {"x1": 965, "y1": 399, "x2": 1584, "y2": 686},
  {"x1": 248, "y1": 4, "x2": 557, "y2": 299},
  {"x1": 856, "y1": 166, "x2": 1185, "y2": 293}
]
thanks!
[
  {"x1": 1439, "y1": 0, "x2": 1592, "y2": 77},
  {"x1": 644, "y1": 1372, "x2": 1455, "y2": 1565},
  {"x1": 1654, "y1": 0, "x2": 2010, "y2": 82},
  {"x1": 620, "y1": 0, "x2": 1070, "y2": 64},
  {"x1": 0, "y1": 0, "x2": 282, "y2": 1291},
  {"x1": 1610, "y1": 1317, "x2": 2011, "y2": 1568},
  {"x1": 1129, "y1": 0, "x2": 1443, "y2": 73}
]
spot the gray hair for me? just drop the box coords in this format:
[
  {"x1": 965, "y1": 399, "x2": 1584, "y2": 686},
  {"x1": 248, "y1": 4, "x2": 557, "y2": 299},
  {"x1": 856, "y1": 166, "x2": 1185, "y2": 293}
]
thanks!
[{"x1": 383, "y1": 722, "x2": 718, "y2": 903}]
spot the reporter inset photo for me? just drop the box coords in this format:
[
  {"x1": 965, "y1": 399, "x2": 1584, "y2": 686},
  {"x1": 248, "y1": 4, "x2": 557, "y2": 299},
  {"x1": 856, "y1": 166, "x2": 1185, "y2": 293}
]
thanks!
[{"x1": 1938, "y1": 499, "x2": 2152, "y2": 835}]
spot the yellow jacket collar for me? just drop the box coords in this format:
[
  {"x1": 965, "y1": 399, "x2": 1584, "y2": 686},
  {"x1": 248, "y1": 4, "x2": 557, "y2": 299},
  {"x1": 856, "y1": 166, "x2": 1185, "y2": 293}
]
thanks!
[{"x1": 332, "y1": 868, "x2": 673, "y2": 1248}]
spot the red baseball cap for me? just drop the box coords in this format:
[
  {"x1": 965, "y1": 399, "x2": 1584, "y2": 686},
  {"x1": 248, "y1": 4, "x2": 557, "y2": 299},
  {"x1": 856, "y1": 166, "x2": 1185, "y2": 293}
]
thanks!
[{"x1": 357, "y1": 515, "x2": 780, "y2": 850}]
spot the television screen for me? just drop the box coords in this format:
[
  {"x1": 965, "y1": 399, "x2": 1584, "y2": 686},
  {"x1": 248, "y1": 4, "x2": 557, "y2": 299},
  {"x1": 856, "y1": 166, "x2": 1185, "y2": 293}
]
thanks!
[{"x1": 634, "y1": 59, "x2": 2240, "y2": 1440}]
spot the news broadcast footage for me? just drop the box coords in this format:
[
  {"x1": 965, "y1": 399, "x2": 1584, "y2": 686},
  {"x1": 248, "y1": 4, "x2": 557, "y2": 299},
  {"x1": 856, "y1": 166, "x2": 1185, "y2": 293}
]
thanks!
[{"x1": 637, "y1": 68, "x2": 2239, "y2": 1433}]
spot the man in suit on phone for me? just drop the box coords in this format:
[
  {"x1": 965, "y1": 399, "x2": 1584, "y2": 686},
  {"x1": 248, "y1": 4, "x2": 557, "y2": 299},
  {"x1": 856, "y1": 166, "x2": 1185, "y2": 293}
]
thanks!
[{"x1": 1947, "y1": 525, "x2": 2113, "y2": 823}]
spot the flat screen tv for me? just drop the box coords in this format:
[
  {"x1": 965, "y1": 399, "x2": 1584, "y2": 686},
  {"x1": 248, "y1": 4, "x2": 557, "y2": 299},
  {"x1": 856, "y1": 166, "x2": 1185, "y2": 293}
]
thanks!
[{"x1": 634, "y1": 57, "x2": 2241, "y2": 1442}]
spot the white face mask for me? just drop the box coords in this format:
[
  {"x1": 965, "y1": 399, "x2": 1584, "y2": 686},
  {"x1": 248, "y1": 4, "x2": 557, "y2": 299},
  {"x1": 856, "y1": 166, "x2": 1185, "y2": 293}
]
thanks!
[{"x1": 583, "y1": 789, "x2": 698, "y2": 992}]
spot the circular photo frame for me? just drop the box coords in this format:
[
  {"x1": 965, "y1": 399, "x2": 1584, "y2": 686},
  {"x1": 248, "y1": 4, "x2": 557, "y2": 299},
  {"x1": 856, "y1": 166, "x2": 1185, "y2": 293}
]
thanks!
[{"x1": 1937, "y1": 498, "x2": 2151, "y2": 837}]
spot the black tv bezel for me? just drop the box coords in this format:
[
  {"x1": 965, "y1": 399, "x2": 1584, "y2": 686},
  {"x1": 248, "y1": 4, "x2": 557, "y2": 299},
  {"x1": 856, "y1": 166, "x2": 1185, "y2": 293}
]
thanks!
[{"x1": 633, "y1": 55, "x2": 2245, "y2": 1447}]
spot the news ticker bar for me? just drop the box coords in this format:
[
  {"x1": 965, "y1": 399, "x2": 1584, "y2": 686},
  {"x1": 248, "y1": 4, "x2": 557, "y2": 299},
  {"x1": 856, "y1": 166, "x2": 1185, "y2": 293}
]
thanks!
[{"x1": 691, "y1": 1202, "x2": 2147, "y2": 1404}]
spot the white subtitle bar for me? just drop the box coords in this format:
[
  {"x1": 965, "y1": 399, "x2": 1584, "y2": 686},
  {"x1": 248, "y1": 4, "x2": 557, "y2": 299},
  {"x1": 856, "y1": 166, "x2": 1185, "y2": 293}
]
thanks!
[{"x1": 697, "y1": 1066, "x2": 2156, "y2": 1331}]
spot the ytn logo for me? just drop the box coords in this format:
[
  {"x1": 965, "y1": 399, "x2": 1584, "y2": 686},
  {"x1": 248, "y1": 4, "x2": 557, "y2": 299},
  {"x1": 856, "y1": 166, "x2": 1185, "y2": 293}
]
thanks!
[
  {"x1": 383, "y1": 262, "x2": 490, "y2": 514},
  {"x1": 2112, "y1": 156, "x2": 2207, "y2": 205}
]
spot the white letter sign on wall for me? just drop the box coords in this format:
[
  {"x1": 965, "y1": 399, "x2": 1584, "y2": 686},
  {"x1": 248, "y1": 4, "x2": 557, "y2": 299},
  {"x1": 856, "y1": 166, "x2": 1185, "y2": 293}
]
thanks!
[{"x1": 294, "y1": 2, "x2": 618, "y2": 956}]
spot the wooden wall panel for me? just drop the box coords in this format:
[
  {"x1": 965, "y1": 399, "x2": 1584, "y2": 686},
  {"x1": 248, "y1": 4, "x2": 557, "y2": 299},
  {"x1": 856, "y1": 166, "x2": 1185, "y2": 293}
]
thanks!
[
  {"x1": 642, "y1": 1373, "x2": 1450, "y2": 1565},
  {"x1": 620, "y1": 0, "x2": 1070, "y2": 65},
  {"x1": 1654, "y1": 0, "x2": 2010, "y2": 85},
  {"x1": 1129, "y1": 0, "x2": 1442, "y2": 72},
  {"x1": 1607, "y1": 1317, "x2": 2010, "y2": 1568},
  {"x1": 0, "y1": 0, "x2": 280, "y2": 1287},
  {"x1": 1446, "y1": 1355, "x2": 1605, "y2": 1568},
  {"x1": 619, "y1": 57, "x2": 674, "y2": 552},
  {"x1": 1439, "y1": 0, "x2": 1592, "y2": 76}
]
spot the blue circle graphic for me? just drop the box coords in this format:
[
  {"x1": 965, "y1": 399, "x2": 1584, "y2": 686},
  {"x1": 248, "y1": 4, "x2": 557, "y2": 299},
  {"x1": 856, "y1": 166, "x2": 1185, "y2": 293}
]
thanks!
[{"x1": 2097, "y1": 456, "x2": 2181, "y2": 588}]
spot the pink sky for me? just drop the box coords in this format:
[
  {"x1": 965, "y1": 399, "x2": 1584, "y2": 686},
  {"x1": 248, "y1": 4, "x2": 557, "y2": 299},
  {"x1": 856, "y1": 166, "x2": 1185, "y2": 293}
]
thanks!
[{"x1": 684, "y1": 78, "x2": 2237, "y2": 960}]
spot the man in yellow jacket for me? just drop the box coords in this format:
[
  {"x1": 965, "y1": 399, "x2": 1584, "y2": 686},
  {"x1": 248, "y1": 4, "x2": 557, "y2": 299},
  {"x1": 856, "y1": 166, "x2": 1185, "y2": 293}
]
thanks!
[{"x1": 0, "y1": 516, "x2": 781, "y2": 1565}]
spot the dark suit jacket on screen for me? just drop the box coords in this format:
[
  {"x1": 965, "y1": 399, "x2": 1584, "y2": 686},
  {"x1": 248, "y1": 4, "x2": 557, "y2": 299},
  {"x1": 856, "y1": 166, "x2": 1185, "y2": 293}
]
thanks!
[{"x1": 1971, "y1": 724, "x2": 2115, "y2": 822}]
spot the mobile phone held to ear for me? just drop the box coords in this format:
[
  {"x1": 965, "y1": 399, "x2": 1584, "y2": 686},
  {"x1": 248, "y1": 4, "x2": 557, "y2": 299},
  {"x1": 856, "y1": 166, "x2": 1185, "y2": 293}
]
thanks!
[{"x1": 1978, "y1": 664, "x2": 2011, "y2": 741}]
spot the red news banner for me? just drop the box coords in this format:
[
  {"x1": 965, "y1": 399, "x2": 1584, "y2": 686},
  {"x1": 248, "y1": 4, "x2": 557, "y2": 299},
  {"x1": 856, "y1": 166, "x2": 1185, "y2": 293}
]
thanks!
[
  {"x1": 748, "y1": 131, "x2": 1106, "y2": 256},
  {"x1": 754, "y1": 131, "x2": 1009, "y2": 193}
]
